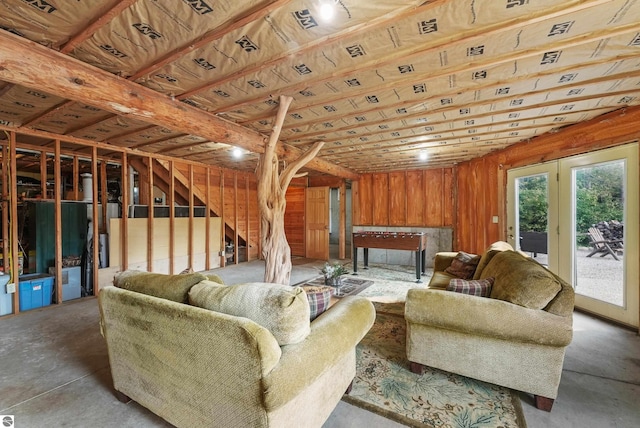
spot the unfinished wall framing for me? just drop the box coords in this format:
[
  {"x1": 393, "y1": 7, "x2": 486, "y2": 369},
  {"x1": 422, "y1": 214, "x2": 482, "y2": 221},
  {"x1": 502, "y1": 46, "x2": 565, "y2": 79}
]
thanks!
[{"x1": 0, "y1": 127, "x2": 260, "y2": 315}]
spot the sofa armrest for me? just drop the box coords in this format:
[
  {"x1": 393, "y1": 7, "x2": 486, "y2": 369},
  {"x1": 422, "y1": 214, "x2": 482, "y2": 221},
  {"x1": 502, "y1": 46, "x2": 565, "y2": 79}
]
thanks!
[
  {"x1": 263, "y1": 296, "x2": 375, "y2": 411},
  {"x1": 433, "y1": 252, "x2": 459, "y2": 272},
  {"x1": 406, "y1": 289, "x2": 572, "y2": 346}
]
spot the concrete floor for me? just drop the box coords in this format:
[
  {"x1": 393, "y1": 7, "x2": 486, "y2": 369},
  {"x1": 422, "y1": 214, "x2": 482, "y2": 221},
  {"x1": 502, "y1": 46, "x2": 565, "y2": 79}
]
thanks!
[{"x1": 1, "y1": 260, "x2": 639, "y2": 428}]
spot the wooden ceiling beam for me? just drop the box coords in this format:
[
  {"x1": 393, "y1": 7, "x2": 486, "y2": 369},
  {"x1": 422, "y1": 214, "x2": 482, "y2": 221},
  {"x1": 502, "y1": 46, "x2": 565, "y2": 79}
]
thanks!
[
  {"x1": 59, "y1": 0, "x2": 139, "y2": 54},
  {"x1": 156, "y1": 140, "x2": 213, "y2": 155},
  {"x1": 21, "y1": 99, "x2": 74, "y2": 127},
  {"x1": 129, "y1": 0, "x2": 293, "y2": 81},
  {"x1": 38, "y1": 0, "x2": 292, "y2": 135},
  {"x1": 0, "y1": 82, "x2": 13, "y2": 97},
  {"x1": 0, "y1": 31, "x2": 358, "y2": 179},
  {"x1": 22, "y1": 1, "x2": 136, "y2": 127}
]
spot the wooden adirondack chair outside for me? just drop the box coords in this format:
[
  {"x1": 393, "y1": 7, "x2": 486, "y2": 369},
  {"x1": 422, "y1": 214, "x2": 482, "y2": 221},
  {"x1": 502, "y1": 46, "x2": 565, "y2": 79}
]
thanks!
[{"x1": 586, "y1": 227, "x2": 623, "y2": 261}]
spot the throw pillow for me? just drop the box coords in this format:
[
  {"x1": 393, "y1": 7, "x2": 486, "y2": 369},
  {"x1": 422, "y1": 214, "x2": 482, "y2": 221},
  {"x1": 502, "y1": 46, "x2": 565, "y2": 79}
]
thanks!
[
  {"x1": 481, "y1": 250, "x2": 562, "y2": 310},
  {"x1": 113, "y1": 270, "x2": 207, "y2": 303},
  {"x1": 447, "y1": 277, "x2": 494, "y2": 297},
  {"x1": 188, "y1": 282, "x2": 311, "y2": 345},
  {"x1": 445, "y1": 251, "x2": 481, "y2": 279},
  {"x1": 301, "y1": 285, "x2": 333, "y2": 320}
]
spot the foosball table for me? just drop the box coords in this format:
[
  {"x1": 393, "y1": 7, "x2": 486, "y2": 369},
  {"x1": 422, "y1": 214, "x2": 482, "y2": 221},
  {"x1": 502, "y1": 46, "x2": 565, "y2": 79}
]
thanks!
[{"x1": 352, "y1": 231, "x2": 427, "y2": 283}]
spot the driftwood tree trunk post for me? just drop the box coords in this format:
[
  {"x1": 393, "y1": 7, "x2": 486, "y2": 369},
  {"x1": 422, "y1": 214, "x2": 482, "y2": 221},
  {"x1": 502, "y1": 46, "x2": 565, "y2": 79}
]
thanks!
[{"x1": 257, "y1": 95, "x2": 324, "y2": 285}]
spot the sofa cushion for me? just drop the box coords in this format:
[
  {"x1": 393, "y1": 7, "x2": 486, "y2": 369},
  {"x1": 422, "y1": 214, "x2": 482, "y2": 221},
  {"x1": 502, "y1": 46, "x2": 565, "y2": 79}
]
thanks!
[
  {"x1": 481, "y1": 251, "x2": 562, "y2": 310},
  {"x1": 113, "y1": 270, "x2": 208, "y2": 303},
  {"x1": 447, "y1": 277, "x2": 494, "y2": 297},
  {"x1": 445, "y1": 251, "x2": 481, "y2": 279},
  {"x1": 301, "y1": 285, "x2": 332, "y2": 320},
  {"x1": 428, "y1": 270, "x2": 459, "y2": 289},
  {"x1": 188, "y1": 282, "x2": 311, "y2": 345},
  {"x1": 472, "y1": 241, "x2": 514, "y2": 280}
]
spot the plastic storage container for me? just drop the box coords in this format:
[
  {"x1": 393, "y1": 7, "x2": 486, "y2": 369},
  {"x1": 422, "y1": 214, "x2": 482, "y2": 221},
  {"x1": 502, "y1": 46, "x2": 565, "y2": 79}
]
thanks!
[
  {"x1": 0, "y1": 274, "x2": 12, "y2": 316},
  {"x1": 18, "y1": 274, "x2": 54, "y2": 311}
]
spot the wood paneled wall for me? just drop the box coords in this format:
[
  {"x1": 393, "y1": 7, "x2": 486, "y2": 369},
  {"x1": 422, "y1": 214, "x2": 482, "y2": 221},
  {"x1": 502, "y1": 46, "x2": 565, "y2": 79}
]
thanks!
[
  {"x1": 353, "y1": 168, "x2": 454, "y2": 227},
  {"x1": 285, "y1": 187, "x2": 306, "y2": 257}
]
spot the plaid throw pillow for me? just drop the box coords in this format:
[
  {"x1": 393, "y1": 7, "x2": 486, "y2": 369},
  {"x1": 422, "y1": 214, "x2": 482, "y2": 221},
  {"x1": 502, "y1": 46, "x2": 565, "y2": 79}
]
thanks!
[
  {"x1": 447, "y1": 277, "x2": 495, "y2": 297},
  {"x1": 302, "y1": 286, "x2": 332, "y2": 320}
]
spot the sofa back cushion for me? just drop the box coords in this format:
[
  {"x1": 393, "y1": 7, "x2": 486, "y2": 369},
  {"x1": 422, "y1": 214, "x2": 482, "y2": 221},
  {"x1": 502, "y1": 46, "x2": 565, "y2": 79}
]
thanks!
[
  {"x1": 189, "y1": 282, "x2": 311, "y2": 345},
  {"x1": 114, "y1": 270, "x2": 208, "y2": 303},
  {"x1": 481, "y1": 251, "x2": 562, "y2": 310},
  {"x1": 472, "y1": 241, "x2": 513, "y2": 280}
]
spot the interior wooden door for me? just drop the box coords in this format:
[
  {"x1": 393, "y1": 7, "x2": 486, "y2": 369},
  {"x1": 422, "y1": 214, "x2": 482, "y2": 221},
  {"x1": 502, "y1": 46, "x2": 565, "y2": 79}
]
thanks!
[{"x1": 305, "y1": 186, "x2": 330, "y2": 260}]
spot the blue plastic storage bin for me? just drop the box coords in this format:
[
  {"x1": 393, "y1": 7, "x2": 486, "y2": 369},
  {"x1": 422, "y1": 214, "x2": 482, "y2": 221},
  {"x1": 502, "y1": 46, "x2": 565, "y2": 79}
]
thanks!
[
  {"x1": 0, "y1": 277, "x2": 12, "y2": 316},
  {"x1": 19, "y1": 274, "x2": 54, "y2": 311}
]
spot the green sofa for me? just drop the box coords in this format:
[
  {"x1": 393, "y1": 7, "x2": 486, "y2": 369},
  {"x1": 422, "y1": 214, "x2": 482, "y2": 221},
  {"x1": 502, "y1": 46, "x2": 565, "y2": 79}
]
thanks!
[
  {"x1": 405, "y1": 242, "x2": 574, "y2": 411},
  {"x1": 99, "y1": 270, "x2": 375, "y2": 427}
]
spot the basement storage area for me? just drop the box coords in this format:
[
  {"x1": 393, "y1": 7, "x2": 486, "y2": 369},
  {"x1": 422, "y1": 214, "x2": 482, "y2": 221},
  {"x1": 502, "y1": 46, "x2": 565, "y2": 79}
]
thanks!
[
  {"x1": 1, "y1": 135, "x2": 253, "y2": 317},
  {"x1": 0, "y1": 145, "x2": 123, "y2": 316}
]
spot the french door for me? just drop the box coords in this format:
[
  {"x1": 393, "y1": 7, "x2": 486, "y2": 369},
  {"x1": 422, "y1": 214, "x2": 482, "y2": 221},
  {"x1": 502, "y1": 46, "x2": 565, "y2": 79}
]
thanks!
[
  {"x1": 507, "y1": 161, "x2": 559, "y2": 273},
  {"x1": 508, "y1": 144, "x2": 638, "y2": 327},
  {"x1": 558, "y1": 144, "x2": 638, "y2": 327}
]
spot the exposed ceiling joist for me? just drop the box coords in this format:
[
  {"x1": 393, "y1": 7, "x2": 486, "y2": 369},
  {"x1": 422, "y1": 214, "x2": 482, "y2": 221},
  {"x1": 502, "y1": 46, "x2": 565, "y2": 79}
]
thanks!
[{"x1": 0, "y1": 30, "x2": 359, "y2": 180}]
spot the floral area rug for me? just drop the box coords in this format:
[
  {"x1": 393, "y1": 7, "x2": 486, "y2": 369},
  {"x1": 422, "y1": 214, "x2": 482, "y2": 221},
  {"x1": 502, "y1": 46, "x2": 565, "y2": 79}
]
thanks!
[{"x1": 344, "y1": 307, "x2": 527, "y2": 428}]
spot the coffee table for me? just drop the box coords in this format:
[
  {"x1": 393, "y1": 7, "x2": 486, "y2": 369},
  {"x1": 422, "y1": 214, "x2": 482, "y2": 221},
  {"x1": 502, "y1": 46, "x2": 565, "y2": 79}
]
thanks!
[{"x1": 301, "y1": 277, "x2": 373, "y2": 299}]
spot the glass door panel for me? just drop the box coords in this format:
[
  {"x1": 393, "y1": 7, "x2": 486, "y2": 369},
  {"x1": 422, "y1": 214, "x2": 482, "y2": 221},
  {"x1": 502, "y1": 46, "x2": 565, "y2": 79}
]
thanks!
[
  {"x1": 507, "y1": 162, "x2": 558, "y2": 273},
  {"x1": 573, "y1": 161, "x2": 625, "y2": 306},
  {"x1": 559, "y1": 144, "x2": 638, "y2": 327}
]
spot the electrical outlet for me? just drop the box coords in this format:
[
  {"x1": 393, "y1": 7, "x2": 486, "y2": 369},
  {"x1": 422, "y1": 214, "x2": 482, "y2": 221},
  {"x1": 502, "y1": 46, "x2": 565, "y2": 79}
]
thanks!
[
  {"x1": 492, "y1": 216, "x2": 499, "y2": 224},
  {"x1": 6, "y1": 282, "x2": 16, "y2": 293}
]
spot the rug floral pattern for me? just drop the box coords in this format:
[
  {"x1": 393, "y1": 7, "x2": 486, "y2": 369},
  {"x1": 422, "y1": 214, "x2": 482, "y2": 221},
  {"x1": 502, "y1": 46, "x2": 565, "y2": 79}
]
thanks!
[{"x1": 347, "y1": 310, "x2": 525, "y2": 428}]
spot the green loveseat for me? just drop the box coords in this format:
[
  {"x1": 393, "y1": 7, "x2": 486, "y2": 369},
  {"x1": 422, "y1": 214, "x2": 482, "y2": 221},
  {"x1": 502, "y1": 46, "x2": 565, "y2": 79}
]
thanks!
[
  {"x1": 99, "y1": 270, "x2": 375, "y2": 427},
  {"x1": 405, "y1": 243, "x2": 574, "y2": 411}
]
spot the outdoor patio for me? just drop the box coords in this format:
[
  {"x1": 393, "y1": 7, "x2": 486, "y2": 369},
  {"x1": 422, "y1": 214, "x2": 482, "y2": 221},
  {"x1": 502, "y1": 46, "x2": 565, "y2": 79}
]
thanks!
[{"x1": 529, "y1": 247, "x2": 624, "y2": 307}]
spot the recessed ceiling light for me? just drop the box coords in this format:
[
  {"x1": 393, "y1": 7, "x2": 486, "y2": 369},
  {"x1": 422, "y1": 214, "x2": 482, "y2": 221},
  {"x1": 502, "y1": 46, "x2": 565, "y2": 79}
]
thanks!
[
  {"x1": 232, "y1": 148, "x2": 243, "y2": 158},
  {"x1": 419, "y1": 151, "x2": 429, "y2": 161},
  {"x1": 318, "y1": 0, "x2": 336, "y2": 21}
]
